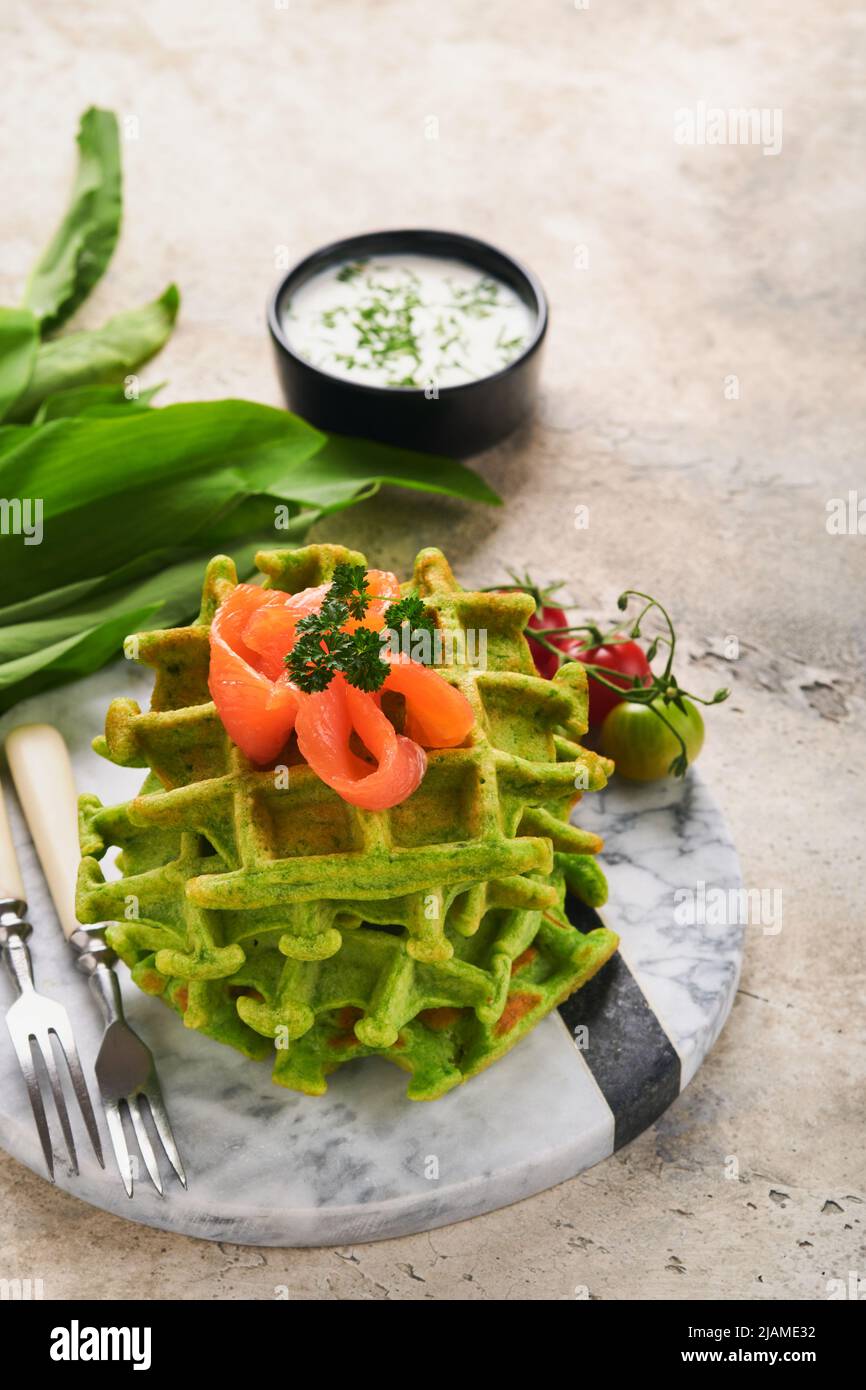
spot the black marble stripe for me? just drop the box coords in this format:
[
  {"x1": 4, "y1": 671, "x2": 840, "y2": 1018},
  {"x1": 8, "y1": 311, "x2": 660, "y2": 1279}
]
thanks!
[{"x1": 558, "y1": 895, "x2": 681, "y2": 1150}]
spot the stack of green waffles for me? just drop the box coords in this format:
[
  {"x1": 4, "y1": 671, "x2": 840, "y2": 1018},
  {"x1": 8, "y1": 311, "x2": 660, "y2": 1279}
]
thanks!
[{"x1": 77, "y1": 545, "x2": 619, "y2": 1099}]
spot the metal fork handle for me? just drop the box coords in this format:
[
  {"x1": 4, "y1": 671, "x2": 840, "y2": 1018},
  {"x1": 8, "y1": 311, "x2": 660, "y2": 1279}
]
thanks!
[
  {"x1": 68, "y1": 928, "x2": 122, "y2": 1025},
  {"x1": 87, "y1": 965, "x2": 124, "y2": 1027},
  {"x1": 0, "y1": 896, "x2": 30, "y2": 936},
  {"x1": 0, "y1": 897, "x2": 36, "y2": 996}
]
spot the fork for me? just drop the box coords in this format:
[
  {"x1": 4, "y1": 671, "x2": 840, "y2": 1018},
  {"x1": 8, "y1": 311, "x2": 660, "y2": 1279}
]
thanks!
[
  {"x1": 6, "y1": 724, "x2": 187, "y2": 1197},
  {"x1": 0, "y1": 768, "x2": 103, "y2": 1180}
]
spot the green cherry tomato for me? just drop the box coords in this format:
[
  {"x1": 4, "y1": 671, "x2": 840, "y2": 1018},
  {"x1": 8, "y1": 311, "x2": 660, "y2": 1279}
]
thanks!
[{"x1": 599, "y1": 697, "x2": 705, "y2": 781}]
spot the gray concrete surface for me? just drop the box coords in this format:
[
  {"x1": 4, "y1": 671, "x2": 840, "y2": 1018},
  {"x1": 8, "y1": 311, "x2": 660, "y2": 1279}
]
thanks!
[{"x1": 1, "y1": 0, "x2": 863, "y2": 1300}]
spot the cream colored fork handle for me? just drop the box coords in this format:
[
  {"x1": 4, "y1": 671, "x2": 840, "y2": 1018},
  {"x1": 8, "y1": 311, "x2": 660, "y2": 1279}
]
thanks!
[
  {"x1": 6, "y1": 724, "x2": 81, "y2": 940},
  {"x1": 0, "y1": 774, "x2": 26, "y2": 903}
]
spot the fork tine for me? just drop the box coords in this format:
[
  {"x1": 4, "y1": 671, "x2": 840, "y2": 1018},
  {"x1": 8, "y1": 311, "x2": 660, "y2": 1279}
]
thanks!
[
  {"x1": 142, "y1": 1081, "x2": 187, "y2": 1189},
  {"x1": 127, "y1": 1095, "x2": 163, "y2": 1196},
  {"x1": 48, "y1": 1020, "x2": 104, "y2": 1167},
  {"x1": 104, "y1": 1100, "x2": 134, "y2": 1198},
  {"x1": 38, "y1": 1033, "x2": 78, "y2": 1175},
  {"x1": 7, "y1": 1028, "x2": 54, "y2": 1181}
]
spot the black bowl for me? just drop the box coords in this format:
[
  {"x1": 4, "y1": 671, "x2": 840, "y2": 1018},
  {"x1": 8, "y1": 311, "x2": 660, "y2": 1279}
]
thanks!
[{"x1": 267, "y1": 228, "x2": 548, "y2": 458}]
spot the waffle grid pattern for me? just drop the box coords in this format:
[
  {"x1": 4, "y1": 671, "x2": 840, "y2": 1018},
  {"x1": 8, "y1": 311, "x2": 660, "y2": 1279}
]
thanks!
[{"x1": 77, "y1": 545, "x2": 617, "y2": 1098}]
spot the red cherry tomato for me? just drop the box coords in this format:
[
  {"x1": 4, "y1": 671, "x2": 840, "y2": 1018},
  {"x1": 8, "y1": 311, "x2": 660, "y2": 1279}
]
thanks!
[
  {"x1": 566, "y1": 639, "x2": 652, "y2": 727},
  {"x1": 495, "y1": 591, "x2": 570, "y2": 678},
  {"x1": 526, "y1": 604, "x2": 570, "y2": 678}
]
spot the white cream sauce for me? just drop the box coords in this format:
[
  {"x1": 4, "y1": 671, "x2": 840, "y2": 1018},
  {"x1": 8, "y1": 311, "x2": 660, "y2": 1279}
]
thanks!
[{"x1": 282, "y1": 253, "x2": 535, "y2": 389}]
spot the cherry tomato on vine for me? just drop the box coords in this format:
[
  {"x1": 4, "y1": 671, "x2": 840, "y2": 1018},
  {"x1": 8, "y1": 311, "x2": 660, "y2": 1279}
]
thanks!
[
  {"x1": 566, "y1": 639, "x2": 652, "y2": 727},
  {"x1": 599, "y1": 697, "x2": 704, "y2": 781},
  {"x1": 526, "y1": 603, "x2": 571, "y2": 677},
  {"x1": 495, "y1": 591, "x2": 571, "y2": 678}
]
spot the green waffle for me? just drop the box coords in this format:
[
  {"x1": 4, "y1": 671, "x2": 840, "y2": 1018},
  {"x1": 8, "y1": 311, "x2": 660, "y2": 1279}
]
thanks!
[{"x1": 77, "y1": 544, "x2": 618, "y2": 1098}]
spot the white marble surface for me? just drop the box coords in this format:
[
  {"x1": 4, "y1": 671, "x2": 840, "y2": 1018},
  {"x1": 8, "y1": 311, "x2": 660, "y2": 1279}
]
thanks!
[
  {"x1": 0, "y1": 662, "x2": 741, "y2": 1245},
  {"x1": 579, "y1": 778, "x2": 743, "y2": 1086}
]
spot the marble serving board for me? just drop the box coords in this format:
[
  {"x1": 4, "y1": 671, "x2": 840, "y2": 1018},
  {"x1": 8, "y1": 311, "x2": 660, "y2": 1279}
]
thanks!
[{"x1": 0, "y1": 663, "x2": 743, "y2": 1247}]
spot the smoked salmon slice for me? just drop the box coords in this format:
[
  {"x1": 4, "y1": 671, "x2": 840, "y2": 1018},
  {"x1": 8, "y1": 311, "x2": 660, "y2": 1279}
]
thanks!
[
  {"x1": 295, "y1": 676, "x2": 427, "y2": 810},
  {"x1": 208, "y1": 584, "x2": 300, "y2": 764},
  {"x1": 242, "y1": 584, "x2": 330, "y2": 681},
  {"x1": 383, "y1": 654, "x2": 474, "y2": 748}
]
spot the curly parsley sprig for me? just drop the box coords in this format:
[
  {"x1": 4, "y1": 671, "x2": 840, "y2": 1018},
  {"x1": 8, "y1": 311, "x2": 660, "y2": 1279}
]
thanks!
[
  {"x1": 284, "y1": 564, "x2": 435, "y2": 693},
  {"x1": 382, "y1": 593, "x2": 436, "y2": 637}
]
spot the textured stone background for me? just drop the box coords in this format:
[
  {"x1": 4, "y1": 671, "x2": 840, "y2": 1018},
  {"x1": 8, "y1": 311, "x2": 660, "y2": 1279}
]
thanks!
[{"x1": 1, "y1": 0, "x2": 863, "y2": 1300}]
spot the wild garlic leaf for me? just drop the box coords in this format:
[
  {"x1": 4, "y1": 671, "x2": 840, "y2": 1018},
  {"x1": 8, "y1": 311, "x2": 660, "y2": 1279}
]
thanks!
[
  {"x1": 22, "y1": 107, "x2": 122, "y2": 335},
  {"x1": 0, "y1": 399, "x2": 321, "y2": 523},
  {"x1": 31, "y1": 382, "x2": 163, "y2": 423},
  {"x1": 0, "y1": 308, "x2": 39, "y2": 420},
  {"x1": 5, "y1": 284, "x2": 180, "y2": 422},
  {"x1": 282, "y1": 432, "x2": 501, "y2": 509},
  {"x1": 0, "y1": 537, "x2": 272, "y2": 715},
  {"x1": 0, "y1": 604, "x2": 162, "y2": 716}
]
